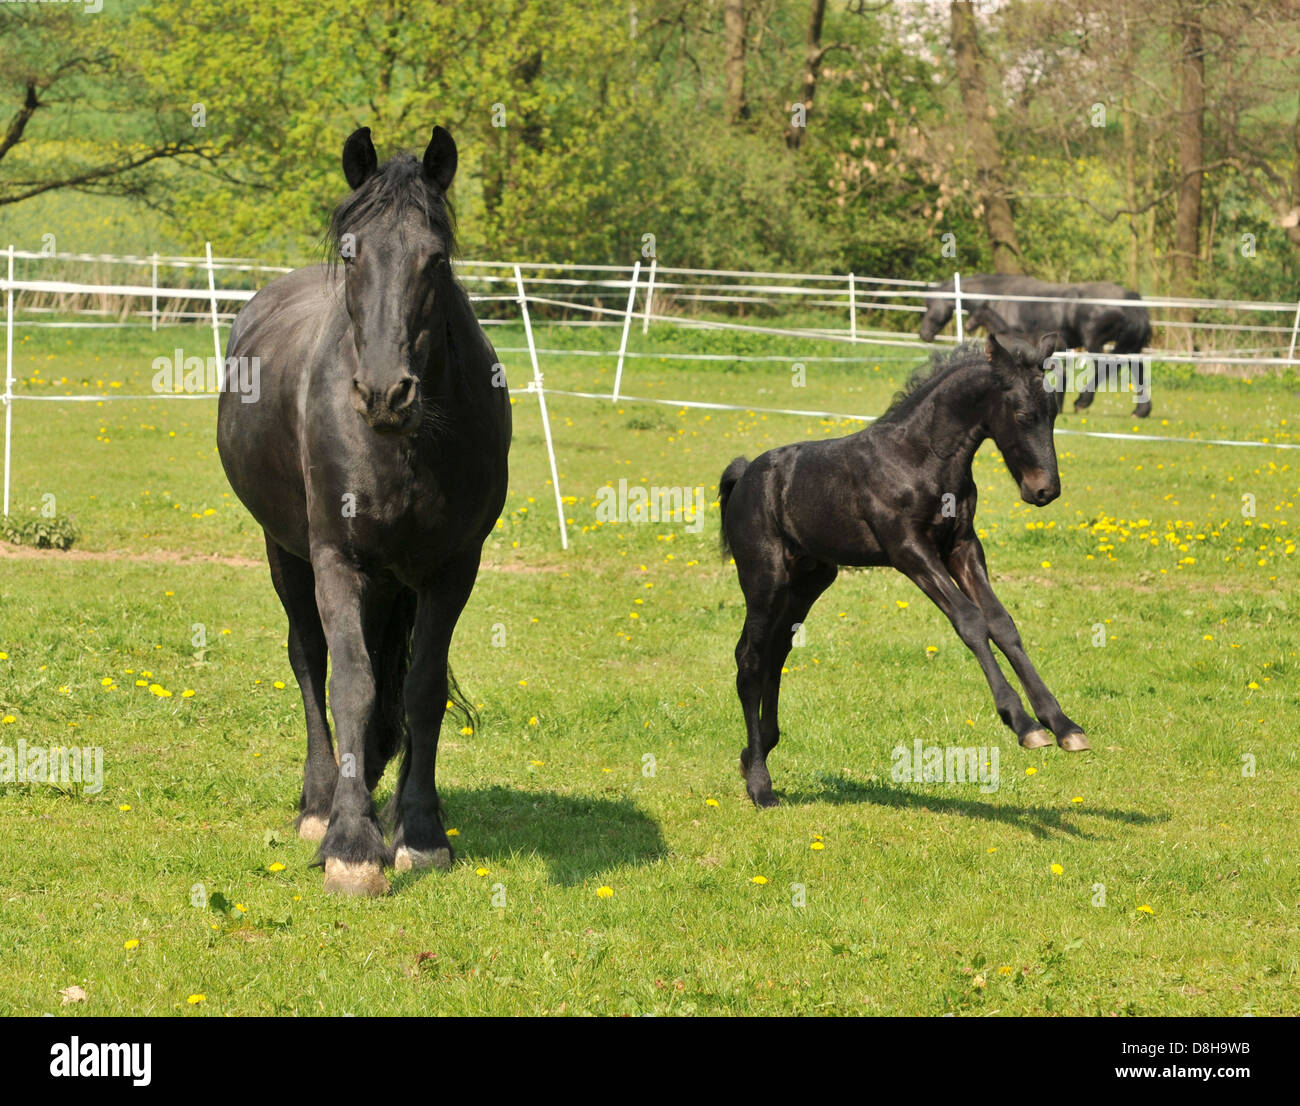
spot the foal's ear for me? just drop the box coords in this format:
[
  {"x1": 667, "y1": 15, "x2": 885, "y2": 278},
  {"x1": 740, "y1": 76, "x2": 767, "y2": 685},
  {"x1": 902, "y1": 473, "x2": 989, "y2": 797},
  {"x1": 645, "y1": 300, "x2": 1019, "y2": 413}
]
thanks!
[
  {"x1": 985, "y1": 332, "x2": 1014, "y2": 368},
  {"x1": 343, "y1": 127, "x2": 378, "y2": 190},
  {"x1": 1033, "y1": 332, "x2": 1060, "y2": 371},
  {"x1": 422, "y1": 126, "x2": 458, "y2": 192}
]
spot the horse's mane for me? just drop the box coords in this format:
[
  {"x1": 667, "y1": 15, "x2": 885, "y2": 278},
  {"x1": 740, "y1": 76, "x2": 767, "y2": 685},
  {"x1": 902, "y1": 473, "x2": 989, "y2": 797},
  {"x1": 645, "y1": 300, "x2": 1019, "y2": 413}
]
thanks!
[
  {"x1": 877, "y1": 341, "x2": 986, "y2": 424},
  {"x1": 324, "y1": 152, "x2": 457, "y2": 271}
]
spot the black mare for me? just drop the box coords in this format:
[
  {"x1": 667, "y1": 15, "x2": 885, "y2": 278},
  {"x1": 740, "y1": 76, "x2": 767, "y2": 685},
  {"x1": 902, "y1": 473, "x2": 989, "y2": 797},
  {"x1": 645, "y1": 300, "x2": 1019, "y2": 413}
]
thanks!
[
  {"x1": 719, "y1": 334, "x2": 1087, "y2": 808},
  {"x1": 217, "y1": 127, "x2": 510, "y2": 894},
  {"x1": 920, "y1": 273, "x2": 1153, "y2": 418}
]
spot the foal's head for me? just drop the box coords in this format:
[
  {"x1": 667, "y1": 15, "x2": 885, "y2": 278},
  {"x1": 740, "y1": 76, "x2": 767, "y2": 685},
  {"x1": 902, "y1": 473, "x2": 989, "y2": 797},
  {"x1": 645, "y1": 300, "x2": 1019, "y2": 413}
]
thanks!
[
  {"x1": 329, "y1": 126, "x2": 459, "y2": 436},
  {"x1": 984, "y1": 332, "x2": 1063, "y2": 507}
]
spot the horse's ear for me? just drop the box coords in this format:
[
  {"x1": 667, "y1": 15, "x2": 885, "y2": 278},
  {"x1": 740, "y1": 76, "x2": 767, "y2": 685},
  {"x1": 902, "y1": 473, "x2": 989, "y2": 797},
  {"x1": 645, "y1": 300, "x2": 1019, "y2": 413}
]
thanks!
[
  {"x1": 1033, "y1": 332, "x2": 1059, "y2": 370},
  {"x1": 422, "y1": 126, "x2": 458, "y2": 192},
  {"x1": 343, "y1": 127, "x2": 378, "y2": 190},
  {"x1": 985, "y1": 332, "x2": 1013, "y2": 366}
]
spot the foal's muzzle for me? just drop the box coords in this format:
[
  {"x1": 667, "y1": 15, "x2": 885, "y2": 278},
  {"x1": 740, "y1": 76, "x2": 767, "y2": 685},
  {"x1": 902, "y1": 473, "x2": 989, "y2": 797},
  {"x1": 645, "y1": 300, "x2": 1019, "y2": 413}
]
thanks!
[
  {"x1": 1020, "y1": 470, "x2": 1060, "y2": 507},
  {"x1": 351, "y1": 373, "x2": 422, "y2": 435}
]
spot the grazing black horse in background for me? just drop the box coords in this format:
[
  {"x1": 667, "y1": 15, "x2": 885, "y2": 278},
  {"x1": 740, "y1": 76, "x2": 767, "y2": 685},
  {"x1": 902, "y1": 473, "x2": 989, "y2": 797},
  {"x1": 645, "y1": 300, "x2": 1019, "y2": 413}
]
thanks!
[
  {"x1": 719, "y1": 334, "x2": 1086, "y2": 808},
  {"x1": 217, "y1": 126, "x2": 510, "y2": 895},
  {"x1": 919, "y1": 273, "x2": 1153, "y2": 418}
]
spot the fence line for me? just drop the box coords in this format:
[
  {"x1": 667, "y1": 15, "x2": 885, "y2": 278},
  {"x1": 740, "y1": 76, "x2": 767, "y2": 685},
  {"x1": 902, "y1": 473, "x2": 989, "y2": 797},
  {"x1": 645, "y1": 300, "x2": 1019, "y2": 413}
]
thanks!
[{"x1": 3, "y1": 249, "x2": 1298, "y2": 547}]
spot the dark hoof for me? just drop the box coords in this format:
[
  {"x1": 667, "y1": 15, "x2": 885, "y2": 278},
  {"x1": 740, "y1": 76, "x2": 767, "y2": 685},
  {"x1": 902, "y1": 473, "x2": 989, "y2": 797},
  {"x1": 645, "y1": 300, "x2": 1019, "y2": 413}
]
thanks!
[
  {"x1": 1019, "y1": 728, "x2": 1053, "y2": 750},
  {"x1": 1072, "y1": 399, "x2": 1093, "y2": 413},
  {"x1": 750, "y1": 791, "x2": 780, "y2": 809},
  {"x1": 323, "y1": 858, "x2": 389, "y2": 897},
  {"x1": 1058, "y1": 730, "x2": 1091, "y2": 752},
  {"x1": 1132, "y1": 404, "x2": 1152, "y2": 419}
]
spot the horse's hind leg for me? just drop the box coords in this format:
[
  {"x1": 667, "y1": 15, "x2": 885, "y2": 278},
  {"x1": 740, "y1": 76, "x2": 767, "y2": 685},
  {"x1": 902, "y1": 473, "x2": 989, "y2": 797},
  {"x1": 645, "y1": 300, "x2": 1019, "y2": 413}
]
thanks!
[
  {"x1": 758, "y1": 561, "x2": 838, "y2": 758},
  {"x1": 265, "y1": 535, "x2": 337, "y2": 841},
  {"x1": 735, "y1": 550, "x2": 798, "y2": 808}
]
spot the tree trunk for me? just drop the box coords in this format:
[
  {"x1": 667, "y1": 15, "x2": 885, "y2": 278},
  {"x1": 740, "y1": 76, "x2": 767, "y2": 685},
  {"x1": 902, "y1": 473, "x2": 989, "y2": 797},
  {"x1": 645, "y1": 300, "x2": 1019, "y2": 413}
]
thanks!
[
  {"x1": 786, "y1": 0, "x2": 827, "y2": 149},
  {"x1": 723, "y1": 0, "x2": 748, "y2": 123},
  {"x1": 951, "y1": 1, "x2": 1023, "y2": 273},
  {"x1": 1172, "y1": 2, "x2": 1205, "y2": 298}
]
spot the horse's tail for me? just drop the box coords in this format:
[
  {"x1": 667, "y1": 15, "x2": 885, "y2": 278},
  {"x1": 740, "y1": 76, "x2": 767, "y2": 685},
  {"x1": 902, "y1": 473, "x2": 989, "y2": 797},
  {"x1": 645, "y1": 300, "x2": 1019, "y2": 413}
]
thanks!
[
  {"x1": 1124, "y1": 290, "x2": 1152, "y2": 350},
  {"x1": 718, "y1": 456, "x2": 749, "y2": 559}
]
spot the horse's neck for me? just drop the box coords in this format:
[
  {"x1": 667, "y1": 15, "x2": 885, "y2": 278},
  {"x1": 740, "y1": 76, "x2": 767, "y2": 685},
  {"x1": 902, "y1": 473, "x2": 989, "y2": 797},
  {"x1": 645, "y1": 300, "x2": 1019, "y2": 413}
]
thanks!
[{"x1": 891, "y1": 364, "x2": 992, "y2": 476}]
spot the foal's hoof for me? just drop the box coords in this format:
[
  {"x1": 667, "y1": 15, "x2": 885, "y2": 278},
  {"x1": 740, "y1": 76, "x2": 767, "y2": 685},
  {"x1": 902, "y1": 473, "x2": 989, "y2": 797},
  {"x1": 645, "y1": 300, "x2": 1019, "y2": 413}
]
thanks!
[
  {"x1": 323, "y1": 858, "x2": 390, "y2": 897},
  {"x1": 750, "y1": 791, "x2": 780, "y2": 810},
  {"x1": 298, "y1": 815, "x2": 328, "y2": 842},
  {"x1": 1132, "y1": 403, "x2": 1152, "y2": 419},
  {"x1": 394, "y1": 845, "x2": 452, "y2": 873},
  {"x1": 1019, "y1": 728, "x2": 1053, "y2": 750},
  {"x1": 1058, "y1": 730, "x2": 1091, "y2": 752}
]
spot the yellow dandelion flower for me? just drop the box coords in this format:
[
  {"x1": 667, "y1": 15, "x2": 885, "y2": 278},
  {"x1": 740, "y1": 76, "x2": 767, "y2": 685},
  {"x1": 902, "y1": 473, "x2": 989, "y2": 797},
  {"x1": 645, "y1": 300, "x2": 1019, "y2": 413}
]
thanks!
[
  {"x1": 1050, "y1": 863, "x2": 1064, "y2": 875},
  {"x1": 810, "y1": 841, "x2": 825, "y2": 851},
  {"x1": 447, "y1": 828, "x2": 459, "y2": 836},
  {"x1": 267, "y1": 862, "x2": 286, "y2": 872},
  {"x1": 187, "y1": 994, "x2": 205, "y2": 1005},
  {"x1": 475, "y1": 867, "x2": 490, "y2": 877},
  {"x1": 751, "y1": 876, "x2": 768, "y2": 885},
  {"x1": 895, "y1": 600, "x2": 909, "y2": 609},
  {"x1": 119, "y1": 804, "x2": 131, "y2": 812},
  {"x1": 124, "y1": 939, "x2": 139, "y2": 950},
  {"x1": 181, "y1": 689, "x2": 195, "y2": 698},
  {"x1": 1025, "y1": 767, "x2": 1037, "y2": 776},
  {"x1": 0, "y1": 715, "x2": 14, "y2": 724},
  {"x1": 273, "y1": 681, "x2": 286, "y2": 690},
  {"x1": 596, "y1": 886, "x2": 614, "y2": 898},
  {"x1": 1070, "y1": 796, "x2": 1083, "y2": 804},
  {"x1": 1137, "y1": 904, "x2": 1154, "y2": 915},
  {"x1": 705, "y1": 798, "x2": 719, "y2": 807},
  {"x1": 528, "y1": 716, "x2": 538, "y2": 726}
]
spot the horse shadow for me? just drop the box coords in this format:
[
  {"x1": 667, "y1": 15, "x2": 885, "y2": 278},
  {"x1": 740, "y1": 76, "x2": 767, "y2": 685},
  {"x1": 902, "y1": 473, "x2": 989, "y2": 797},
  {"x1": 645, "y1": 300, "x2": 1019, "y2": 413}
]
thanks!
[
  {"x1": 780, "y1": 773, "x2": 1168, "y2": 841},
  {"x1": 385, "y1": 784, "x2": 667, "y2": 890}
]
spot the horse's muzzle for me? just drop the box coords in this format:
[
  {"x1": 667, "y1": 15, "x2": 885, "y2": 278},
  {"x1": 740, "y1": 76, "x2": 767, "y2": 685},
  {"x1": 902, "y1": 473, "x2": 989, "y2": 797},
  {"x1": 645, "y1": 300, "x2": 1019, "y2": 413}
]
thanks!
[
  {"x1": 351, "y1": 374, "x2": 422, "y2": 435},
  {"x1": 1020, "y1": 471, "x2": 1060, "y2": 507}
]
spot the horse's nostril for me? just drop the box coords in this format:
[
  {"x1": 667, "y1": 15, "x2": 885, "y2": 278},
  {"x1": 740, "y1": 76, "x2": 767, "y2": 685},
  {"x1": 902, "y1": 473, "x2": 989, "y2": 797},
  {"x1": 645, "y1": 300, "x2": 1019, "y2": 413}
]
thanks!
[
  {"x1": 352, "y1": 377, "x2": 372, "y2": 405},
  {"x1": 386, "y1": 375, "x2": 418, "y2": 411}
]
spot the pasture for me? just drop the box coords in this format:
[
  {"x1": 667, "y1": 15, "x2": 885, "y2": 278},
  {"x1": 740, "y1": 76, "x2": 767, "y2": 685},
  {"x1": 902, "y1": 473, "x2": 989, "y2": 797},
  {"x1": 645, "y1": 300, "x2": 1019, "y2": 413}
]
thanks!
[{"x1": 0, "y1": 320, "x2": 1296, "y2": 1016}]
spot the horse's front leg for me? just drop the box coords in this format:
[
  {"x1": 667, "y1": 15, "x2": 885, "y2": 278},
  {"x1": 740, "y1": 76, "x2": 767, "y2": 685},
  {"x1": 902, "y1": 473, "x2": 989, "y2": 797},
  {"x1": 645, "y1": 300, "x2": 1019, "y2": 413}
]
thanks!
[
  {"x1": 392, "y1": 554, "x2": 480, "y2": 873},
  {"x1": 889, "y1": 538, "x2": 1045, "y2": 747},
  {"x1": 312, "y1": 548, "x2": 391, "y2": 896},
  {"x1": 948, "y1": 538, "x2": 1088, "y2": 751}
]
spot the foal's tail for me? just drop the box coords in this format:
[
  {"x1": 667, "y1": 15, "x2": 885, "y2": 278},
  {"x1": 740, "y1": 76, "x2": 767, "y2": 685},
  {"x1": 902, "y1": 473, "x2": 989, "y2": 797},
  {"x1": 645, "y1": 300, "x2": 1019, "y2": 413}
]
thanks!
[
  {"x1": 718, "y1": 456, "x2": 750, "y2": 559},
  {"x1": 372, "y1": 591, "x2": 417, "y2": 776}
]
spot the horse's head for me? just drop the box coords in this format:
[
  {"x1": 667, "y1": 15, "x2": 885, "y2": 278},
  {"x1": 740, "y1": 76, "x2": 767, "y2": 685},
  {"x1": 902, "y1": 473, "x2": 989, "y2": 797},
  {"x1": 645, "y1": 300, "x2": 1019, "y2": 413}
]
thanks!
[
  {"x1": 330, "y1": 126, "x2": 459, "y2": 436},
  {"x1": 985, "y1": 331, "x2": 1063, "y2": 507},
  {"x1": 918, "y1": 285, "x2": 955, "y2": 342}
]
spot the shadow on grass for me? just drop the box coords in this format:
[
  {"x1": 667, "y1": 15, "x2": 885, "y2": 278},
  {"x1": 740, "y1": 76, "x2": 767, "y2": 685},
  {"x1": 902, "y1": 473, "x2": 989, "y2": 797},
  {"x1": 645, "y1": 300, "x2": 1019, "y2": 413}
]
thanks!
[
  {"x1": 780, "y1": 773, "x2": 1168, "y2": 841},
  {"x1": 390, "y1": 785, "x2": 667, "y2": 891}
]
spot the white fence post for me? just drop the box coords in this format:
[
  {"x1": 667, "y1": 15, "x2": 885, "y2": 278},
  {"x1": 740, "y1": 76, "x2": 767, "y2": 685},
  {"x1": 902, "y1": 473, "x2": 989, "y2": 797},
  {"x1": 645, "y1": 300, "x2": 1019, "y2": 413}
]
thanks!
[
  {"x1": 205, "y1": 242, "x2": 222, "y2": 365},
  {"x1": 3, "y1": 244, "x2": 14, "y2": 516},
  {"x1": 1287, "y1": 296, "x2": 1300, "y2": 366},
  {"x1": 641, "y1": 255, "x2": 657, "y2": 335},
  {"x1": 848, "y1": 272, "x2": 857, "y2": 341},
  {"x1": 953, "y1": 271, "x2": 963, "y2": 342},
  {"x1": 151, "y1": 252, "x2": 160, "y2": 332},
  {"x1": 612, "y1": 259, "x2": 641, "y2": 402},
  {"x1": 514, "y1": 264, "x2": 569, "y2": 551}
]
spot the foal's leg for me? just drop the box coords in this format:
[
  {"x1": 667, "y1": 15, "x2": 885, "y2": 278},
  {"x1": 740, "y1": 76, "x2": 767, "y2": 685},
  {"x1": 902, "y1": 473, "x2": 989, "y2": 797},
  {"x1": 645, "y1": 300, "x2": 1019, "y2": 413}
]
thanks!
[
  {"x1": 734, "y1": 552, "x2": 793, "y2": 808},
  {"x1": 312, "y1": 547, "x2": 390, "y2": 896},
  {"x1": 265, "y1": 536, "x2": 337, "y2": 840},
  {"x1": 391, "y1": 553, "x2": 480, "y2": 873},
  {"x1": 758, "y1": 562, "x2": 838, "y2": 757},
  {"x1": 1131, "y1": 354, "x2": 1152, "y2": 418},
  {"x1": 948, "y1": 538, "x2": 1088, "y2": 751},
  {"x1": 889, "y1": 538, "x2": 1046, "y2": 747}
]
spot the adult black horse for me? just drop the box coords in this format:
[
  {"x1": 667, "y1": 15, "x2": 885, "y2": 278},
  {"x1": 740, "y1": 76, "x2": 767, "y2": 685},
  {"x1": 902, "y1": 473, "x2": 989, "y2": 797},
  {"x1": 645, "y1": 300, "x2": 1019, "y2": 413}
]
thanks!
[
  {"x1": 217, "y1": 126, "x2": 510, "y2": 895},
  {"x1": 719, "y1": 334, "x2": 1086, "y2": 808},
  {"x1": 919, "y1": 273, "x2": 1153, "y2": 418}
]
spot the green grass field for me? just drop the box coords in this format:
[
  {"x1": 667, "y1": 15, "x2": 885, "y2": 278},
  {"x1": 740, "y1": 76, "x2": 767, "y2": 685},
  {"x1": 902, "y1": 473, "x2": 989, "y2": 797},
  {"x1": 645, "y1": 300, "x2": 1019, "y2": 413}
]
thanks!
[{"x1": 0, "y1": 317, "x2": 1296, "y2": 1016}]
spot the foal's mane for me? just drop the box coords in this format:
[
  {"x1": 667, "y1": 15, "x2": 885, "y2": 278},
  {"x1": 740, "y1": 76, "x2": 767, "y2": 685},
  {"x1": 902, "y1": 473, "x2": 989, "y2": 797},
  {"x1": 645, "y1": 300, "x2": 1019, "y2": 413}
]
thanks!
[
  {"x1": 877, "y1": 341, "x2": 986, "y2": 424},
  {"x1": 324, "y1": 152, "x2": 458, "y2": 270}
]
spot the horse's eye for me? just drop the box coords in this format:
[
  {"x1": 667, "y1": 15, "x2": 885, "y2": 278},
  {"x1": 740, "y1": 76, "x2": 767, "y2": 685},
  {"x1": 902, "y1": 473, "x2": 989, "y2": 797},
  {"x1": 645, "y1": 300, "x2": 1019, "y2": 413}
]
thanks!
[{"x1": 1016, "y1": 411, "x2": 1036, "y2": 427}]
